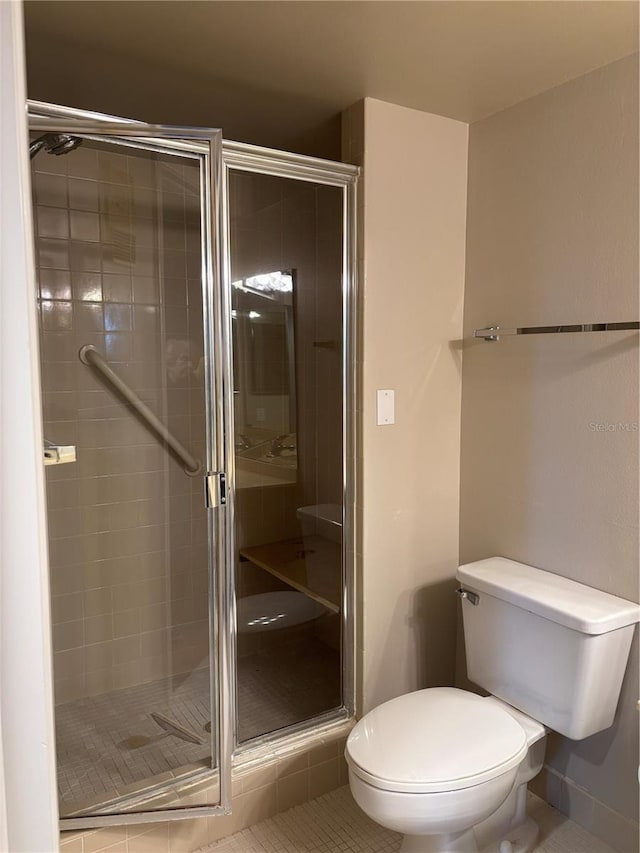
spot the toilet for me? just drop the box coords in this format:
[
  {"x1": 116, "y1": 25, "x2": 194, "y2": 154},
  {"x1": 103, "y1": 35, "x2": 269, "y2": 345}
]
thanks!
[{"x1": 345, "y1": 557, "x2": 640, "y2": 853}]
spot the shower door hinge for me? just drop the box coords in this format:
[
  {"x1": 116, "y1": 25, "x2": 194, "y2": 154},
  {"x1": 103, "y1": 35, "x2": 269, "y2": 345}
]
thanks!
[{"x1": 205, "y1": 472, "x2": 226, "y2": 508}]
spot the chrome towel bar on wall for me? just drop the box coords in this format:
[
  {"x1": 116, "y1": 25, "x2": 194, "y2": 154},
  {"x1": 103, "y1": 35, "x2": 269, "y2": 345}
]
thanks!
[
  {"x1": 473, "y1": 321, "x2": 640, "y2": 342},
  {"x1": 78, "y1": 345, "x2": 201, "y2": 476}
]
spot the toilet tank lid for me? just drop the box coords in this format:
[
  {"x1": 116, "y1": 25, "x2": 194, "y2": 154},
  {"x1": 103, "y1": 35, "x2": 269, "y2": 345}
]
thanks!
[{"x1": 457, "y1": 558, "x2": 640, "y2": 635}]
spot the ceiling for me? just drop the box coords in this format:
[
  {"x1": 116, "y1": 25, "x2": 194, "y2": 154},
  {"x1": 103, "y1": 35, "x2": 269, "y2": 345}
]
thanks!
[{"x1": 24, "y1": 1, "x2": 639, "y2": 159}]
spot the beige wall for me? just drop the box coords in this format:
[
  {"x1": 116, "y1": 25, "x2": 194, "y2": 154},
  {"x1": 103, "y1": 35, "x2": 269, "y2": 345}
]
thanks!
[
  {"x1": 343, "y1": 98, "x2": 468, "y2": 713},
  {"x1": 459, "y1": 55, "x2": 639, "y2": 851}
]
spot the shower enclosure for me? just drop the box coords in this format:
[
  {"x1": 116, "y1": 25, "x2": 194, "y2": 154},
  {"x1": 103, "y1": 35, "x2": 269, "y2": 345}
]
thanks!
[{"x1": 28, "y1": 102, "x2": 357, "y2": 829}]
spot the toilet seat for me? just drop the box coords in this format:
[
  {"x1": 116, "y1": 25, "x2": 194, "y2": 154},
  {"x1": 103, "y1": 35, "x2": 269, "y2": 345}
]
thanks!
[{"x1": 346, "y1": 687, "x2": 528, "y2": 794}]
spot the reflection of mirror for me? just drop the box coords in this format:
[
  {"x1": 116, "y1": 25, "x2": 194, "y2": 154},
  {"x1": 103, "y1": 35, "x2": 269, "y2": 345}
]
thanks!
[{"x1": 231, "y1": 271, "x2": 297, "y2": 472}]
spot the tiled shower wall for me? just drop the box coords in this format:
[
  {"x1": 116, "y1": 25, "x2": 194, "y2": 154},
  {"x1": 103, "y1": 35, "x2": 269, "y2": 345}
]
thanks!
[{"x1": 34, "y1": 141, "x2": 210, "y2": 703}]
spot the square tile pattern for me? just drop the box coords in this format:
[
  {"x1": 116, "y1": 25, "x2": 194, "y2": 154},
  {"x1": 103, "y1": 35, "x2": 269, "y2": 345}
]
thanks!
[
  {"x1": 57, "y1": 641, "x2": 340, "y2": 814},
  {"x1": 57, "y1": 668, "x2": 212, "y2": 814},
  {"x1": 34, "y1": 142, "x2": 210, "y2": 709},
  {"x1": 237, "y1": 638, "x2": 340, "y2": 743},
  {"x1": 205, "y1": 786, "x2": 617, "y2": 853}
]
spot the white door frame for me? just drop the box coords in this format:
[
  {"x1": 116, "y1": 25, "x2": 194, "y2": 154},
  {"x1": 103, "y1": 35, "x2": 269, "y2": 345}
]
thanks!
[{"x1": 0, "y1": 3, "x2": 59, "y2": 850}]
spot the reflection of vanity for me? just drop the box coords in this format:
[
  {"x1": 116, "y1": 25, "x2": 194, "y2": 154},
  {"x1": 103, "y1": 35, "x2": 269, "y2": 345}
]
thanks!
[
  {"x1": 234, "y1": 270, "x2": 341, "y2": 611},
  {"x1": 235, "y1": 432, "x2": 297, "y2": 488},
  {"x1": 232, "y1": 270, "x2": 296, "y2": 452},
  {"x1": 232, "y1": 270, "x2": 298, "y2": 489}
]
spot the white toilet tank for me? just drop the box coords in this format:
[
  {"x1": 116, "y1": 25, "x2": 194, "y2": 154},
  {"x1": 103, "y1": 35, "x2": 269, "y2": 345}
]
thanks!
[{"x1": 457, "y1": 558, "x2": 640, "y2": 740}]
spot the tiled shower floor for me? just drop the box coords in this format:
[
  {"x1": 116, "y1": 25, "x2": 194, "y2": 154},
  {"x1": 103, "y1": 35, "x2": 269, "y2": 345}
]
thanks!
[
  {"x1": 56, "y1": 667, "x2": 213, "y2": 814},
  {"x1": 57, "y1": 640, "x2": 339, "y2": 814},
  {"x1": 237, "y1": 639, "x2": 340, "y2": 742}
]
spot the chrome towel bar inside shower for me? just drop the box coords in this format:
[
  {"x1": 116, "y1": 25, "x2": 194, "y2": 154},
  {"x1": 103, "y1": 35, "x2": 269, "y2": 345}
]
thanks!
[
  {"x1": 78, "y1": 344, "x2": 201, "y2": 476},
  {"x1": 473, "y1": 321, "x2": 640, "y2": 342}
]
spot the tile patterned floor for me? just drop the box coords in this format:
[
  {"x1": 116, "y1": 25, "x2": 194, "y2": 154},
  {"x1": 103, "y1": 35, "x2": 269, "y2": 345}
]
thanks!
[
  {"x1": 56, "y1": 667, "x2": 213, "y2": 814},
  {"x1": 57, "y1": 640, "x2": 339, "y2": 814},
  {"x1": 205, "y1": 786, "x2": 617, "y2": 853},
  {"x1": 237, "y1": 639, "x2": 340, "y2": 742}
]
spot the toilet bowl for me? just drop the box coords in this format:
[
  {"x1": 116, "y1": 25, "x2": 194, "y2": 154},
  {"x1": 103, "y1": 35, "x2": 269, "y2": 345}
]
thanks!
[
  {"x1": 346, "y1": 558, "x2": 640, "y2": 853},
  {"x1": 345, "y1": 688, "x2": 545, "y2": 853}
]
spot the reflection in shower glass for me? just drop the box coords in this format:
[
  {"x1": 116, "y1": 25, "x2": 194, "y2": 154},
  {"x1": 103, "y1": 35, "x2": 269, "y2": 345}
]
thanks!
[
  {"x1": 229, "y1": 170, "x2": 344, "y2": 743},
  {"x1": 33, "y1": 137, "x2": 217, "y2": 816}
]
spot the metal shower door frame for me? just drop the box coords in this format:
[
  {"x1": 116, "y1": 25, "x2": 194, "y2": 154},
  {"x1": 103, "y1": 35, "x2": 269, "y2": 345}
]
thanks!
[
  {"x1": 28, "y1": 102, "x2": 236, "y2": 829},
  {"x1": 221, "y1": 142, "x2": 359, "y2": 757}
]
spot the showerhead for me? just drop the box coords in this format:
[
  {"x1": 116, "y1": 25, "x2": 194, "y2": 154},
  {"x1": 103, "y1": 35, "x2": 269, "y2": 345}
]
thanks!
[{"x1": 30, "y1": 133, "x2": 82, "y2": 160}]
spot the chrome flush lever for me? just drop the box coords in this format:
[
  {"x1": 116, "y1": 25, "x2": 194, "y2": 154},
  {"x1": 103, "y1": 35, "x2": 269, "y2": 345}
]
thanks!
[{"x1": 457, "y1": 587, "x2": 479, "y2": 606}]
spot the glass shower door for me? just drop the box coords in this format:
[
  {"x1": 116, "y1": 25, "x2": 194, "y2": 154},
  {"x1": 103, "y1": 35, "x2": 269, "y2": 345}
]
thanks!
[
  {"x1": 29, "y1": 107, "x2": 233, "y2": 826},
  {"x1": 225, "y1": 159, "x2": 354, "y2": 747}
]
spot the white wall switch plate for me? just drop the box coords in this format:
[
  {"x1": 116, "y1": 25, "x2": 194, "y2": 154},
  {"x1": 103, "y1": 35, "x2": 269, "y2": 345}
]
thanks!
[{"x1": 376, "y1": 389, "x2": 395, "y2": 425}]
